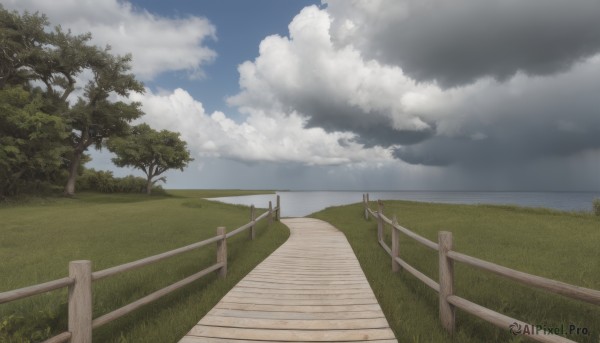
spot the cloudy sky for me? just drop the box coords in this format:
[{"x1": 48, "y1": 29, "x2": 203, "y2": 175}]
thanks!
[{"x1": 4, "y1": 0, "x2": 600, "y2": 191}]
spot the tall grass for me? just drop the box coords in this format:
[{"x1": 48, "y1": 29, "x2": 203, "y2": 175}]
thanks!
[
  {"x1": 593, "y1": 198, "x2": 600, "y2": 216},
  {"x1": 0, "y1": 190, "x2": 288, "y2": 342},
  {"x1": 312, "y1": 201, "x2": 600, "y2": 343}
]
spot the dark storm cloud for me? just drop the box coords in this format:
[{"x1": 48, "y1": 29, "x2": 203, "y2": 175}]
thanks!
[
  {"x1": 393, "y1": 59, "x2": 600, "y2": 167},
  {"x1": 328, "y1": 0, "x2": 600, "y2": 87},
  {"x1": 290, "y1": 96, "x2": 435, "y2": 147}
]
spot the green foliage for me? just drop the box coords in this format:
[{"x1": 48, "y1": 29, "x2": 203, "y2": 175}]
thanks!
[
  {"x1": 0, "y1": 7, "x2": 51, "y2": 88},
  {"x1": 313, "y1": 201, "x2": 600, "y2": 342},
  {"x1": 593, "y1": 198, "x2": 600, "y2": 216},
  {"x1": 62, "y1": 37, "x2": 144, "y2": 195},
  {"x1": 0, "y1": 86, "x2": 69, "y2": 197},
  {"x1": 0, "y1": 191, "x2": 287, "y2": 342},
  {"x1": 0, "y1": 307, "x2": 66, "y2": 343},
  {"x1": 76, "y1": 169, "x2": 164, "y2": 194},
  {"x1": 107, "y1": 124, "x2": 193, "y2": 194},
  {"x1": 0, "y1": 6, "x2": 146, "y2": 196}
]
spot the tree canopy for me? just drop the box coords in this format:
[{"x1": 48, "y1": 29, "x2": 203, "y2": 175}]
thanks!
[
  {"x1": 0, "y1": 85, "x2": 69, "y2": 196},
  {"x1": 107, "y1": 124, "x2": 193, "y2": 195},
  {"x1": 0, "y1": 6, "x2": 147, "y2": 196}
]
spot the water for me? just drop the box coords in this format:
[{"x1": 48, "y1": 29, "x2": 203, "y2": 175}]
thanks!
[{"x1": 208, "y1": 191, "x2": 600, "y2": 217}]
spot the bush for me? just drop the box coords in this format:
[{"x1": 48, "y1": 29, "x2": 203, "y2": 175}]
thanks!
[
  {"x1": 593, "y1": 198, "x2": 600, "y2": 216},
  {"x1": 114, "y1": 175, "x2": 146, "y2": 193},
  {"x1": 77, "y1": 169, "x2": 162, "y2": 194}
]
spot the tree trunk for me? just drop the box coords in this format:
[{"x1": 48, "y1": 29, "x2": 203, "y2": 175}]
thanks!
[
  {"x1": 146, "y1": 176, "x2": 153, "y2": 195},
  {"x1": 64, "y1": 151, "x2": 83, "y2": 196}
]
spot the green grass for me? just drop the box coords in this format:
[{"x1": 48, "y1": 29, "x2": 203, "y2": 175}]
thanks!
[
  {"x1": 0, "y1": 190, "x2": 288, "y2": 342},
  {"x1": 312, "y1": 201, "x2": 600, "y2": 343}
]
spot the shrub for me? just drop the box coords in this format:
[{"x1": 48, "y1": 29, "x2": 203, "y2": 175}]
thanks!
[
  {"x1": 593, "y1": 198, "x2": 600, "y2": 216},
  {"x1": 77, "y1": 169, "x2": 162, "y2": 194},
  {"x1": 115, "y1": 175, "x2": 146, "y2": 193}
]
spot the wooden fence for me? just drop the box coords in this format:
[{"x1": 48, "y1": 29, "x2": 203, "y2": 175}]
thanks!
[
  {"x1": 362, "y1": 193, "x2": 600, "y2": 343},
  {"x1": 0, "y1": 195, "x2": 281, "y2": 343}
]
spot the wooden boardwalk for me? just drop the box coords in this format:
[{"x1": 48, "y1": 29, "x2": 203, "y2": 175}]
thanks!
[{"x1": 180, "y1": 217, "x2": 397, "y2": 342}]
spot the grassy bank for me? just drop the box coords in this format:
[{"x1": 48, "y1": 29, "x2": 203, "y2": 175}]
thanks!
[
  {"x1": 312, "y1": 200, "x2": 600, "y2": 343},
  {"x1": 0, "y1": 190, "x2": 288, "y2": 342}
]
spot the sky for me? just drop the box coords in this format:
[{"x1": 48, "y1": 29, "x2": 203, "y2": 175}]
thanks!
[{"x1": 3, "y1": 0, "x2": 600, "y2": 191}]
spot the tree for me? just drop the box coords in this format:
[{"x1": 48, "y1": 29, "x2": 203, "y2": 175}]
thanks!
[
  {"x1": 0, "y1": 6, "x2": 144, "y2": 196},
  {"x1": 107, "y1": 124, "x2": 193, "y2": 195},
  {"x1": 0, "y1": 8, "x2": 73, "y2": 197},
  {"x1": 63, "y1": 50, "x2": 144, "y2": 195},
  {"x1": 0, "y1": 85, "x2": 69, "y2": 197}
]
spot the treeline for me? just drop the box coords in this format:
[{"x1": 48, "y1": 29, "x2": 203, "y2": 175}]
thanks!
[{"x1": 0, "y1": 7, "x2": 191, "y2": 198}]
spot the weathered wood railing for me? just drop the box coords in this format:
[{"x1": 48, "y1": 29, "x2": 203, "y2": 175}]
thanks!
[
  {"x1": 362, "y1": 193, "x2": 599, "y2": 343},
  {"x1": 0, "y1": 195, "x2": 281, "y2": 343}
]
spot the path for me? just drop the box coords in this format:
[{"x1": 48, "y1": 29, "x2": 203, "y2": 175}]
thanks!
[{"x1": 180, "y1": 217, "x2": 397, "y2": 342}]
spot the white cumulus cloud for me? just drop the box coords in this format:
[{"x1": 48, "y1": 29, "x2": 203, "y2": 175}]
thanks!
[
  {"x1": 131, "y1": 88, "x2": 393, "y2": 166},
  {"x1": 3, "y1": 0, "x2": 216, "y2": 80}
]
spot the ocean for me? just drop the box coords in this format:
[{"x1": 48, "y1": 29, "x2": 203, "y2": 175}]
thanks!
[{"x1": 208, "y1": 191, "x2": 600, "y2": 217}]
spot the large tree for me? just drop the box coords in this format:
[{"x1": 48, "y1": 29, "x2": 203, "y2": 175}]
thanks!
[
  {"x1": 1, "y1": 6, "x2": 145, "y2": 196},
  {"x1": 63, "y1": 50, "x2": 144, "y2": 195},
  {"x1": 107, "y1": 124, "x2": 193, "y2": 195},
  {"x1": 0, "y1": 9, "x2": 74, "y2": 196}
]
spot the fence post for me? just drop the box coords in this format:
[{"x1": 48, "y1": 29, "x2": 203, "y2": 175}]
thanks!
[
  {"x1": 438, "y1": 231, "x2": 455, "y2": 334},
  {"x1": 363, "y1": 194, "x2": 368, "y2": 220},
  {"x1": 217, "y1": 227, "x2": 227, "y2": 278},
  {"x1": 68, "y1": 260, "x2": 92, "y2": 343},
  {"x1": 391, "y1": 215, "x2": 400, "y2": 272},
  {"x1": 249, "y1": 205, "x2": 256, "y2": 240},
  {"x1": 275, "y1": 195, "x2": 280, "y2": 221},
  {"x1": 377, "y1": 200, "x2": 384, "y2": 243},
  {"x1": 366, "y1": 193, "x2": 370, "y2": 220},
  {"x1": 268, "y1": 201, "x2": 273, "y2": 225}
]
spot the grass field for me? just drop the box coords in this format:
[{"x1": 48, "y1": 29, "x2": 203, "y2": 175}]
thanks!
[
  {"x1": 312, "y1": 200, "x2": 600, "y2": 343},
  {"x1": 0, "y1": 190, "x2": 288, "y2": 342}
]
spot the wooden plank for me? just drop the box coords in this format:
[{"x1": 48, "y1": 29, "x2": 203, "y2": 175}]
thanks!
[
  {"x1": 264, "y1": 260, "x2": 359, "y2": 263},
  {"x1": 255, "y1": 266, "x2": 362, "y2": 271},
  {"x1": 239, "y1": 280, "x2": 370, "y2": 290},
  {"x1": 216, "y1": 302, "x2": 383, "y2": 313},
  {"x1": 232, "y1": 286, "x2": 369, "y2": 295},
  {"x1": 246, "y1": 274, "x2": 366, "y2": 279},
  {"x1": 248, "y1": 270, "x2": 365, "y2": 276},
  {"x1": 199, "y1": 316, "x2": 391, "y2": 330},
  {"x1": 255, "y1": 262, "x2": 361, "y2": 268},
  {"x1": 241, "y1": 278, "x2": 369, "y2": 286},
  {"x1": 220, "y1": 296, "x2": 378, "y2": 306},
  {"x1": 225, "y1": 291, "x2": 376, "y2": 300},
  {"x1": 206, "y1": 309, "x2": 386, "y2": 320},
  {"x1": 187, "y1": 326, "x2": 396, "y2": 341}
]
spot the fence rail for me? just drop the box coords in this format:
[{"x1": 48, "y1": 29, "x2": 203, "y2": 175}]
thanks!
[
  {"x1": 362, "y1": 193, "x2": 599, "y2": 343},
  {"x1": 0, "y1": 195, "x2": 281, "y2": 343}
]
